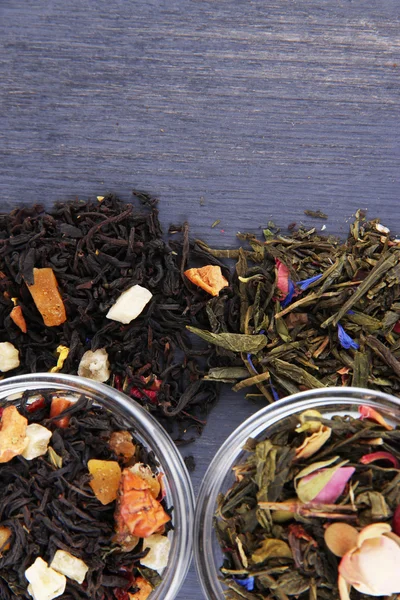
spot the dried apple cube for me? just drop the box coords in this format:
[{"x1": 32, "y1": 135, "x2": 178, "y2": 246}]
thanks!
[
  {"x1": 26, "y1": 267, "x2": 66, "y2": 327},
  {"x1": 88, "y1": 459, "x2": 122, "y2": 505}
]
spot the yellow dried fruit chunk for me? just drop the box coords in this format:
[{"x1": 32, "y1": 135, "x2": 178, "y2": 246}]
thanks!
[
  {"x1": 129, "y1": 576, "x2": 153, "y2": 600},
  {"x1": 88, "y1": 459, "x2": 121, "y2": 505},
  {"x1": 0, "y1": 406, "x2": 28, "y2": 463},
  {"x1": 184, "y1": 265, "x2": 229, "y2": 296},
  {"x1": 26, "y1": 268, "x2": 66, "y2": 327},
  {"x1": 0, "y1": 526, "x2": 11, "y2": 555}
]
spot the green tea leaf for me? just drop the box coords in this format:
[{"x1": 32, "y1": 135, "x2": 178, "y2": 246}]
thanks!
[
  {"x1": 187, "y1": 326, "x2": 268, "y2": 353},
  {"x1": 255, "y1": 440, "x2": 277, "y2": 503},
  {"x1": 204, "y1": 367, "x2": 250, "y2": 381},
  {"x1": 251, "y1": 538, "x2": 292, "y2": 564},
  {"x1": 47, "y1": 447, "x2": 62, "y2": 468}
]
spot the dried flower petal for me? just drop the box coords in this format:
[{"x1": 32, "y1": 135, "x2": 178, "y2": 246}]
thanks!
[
  {"x1": 26, "y1": 267, "x2": 67, "y2": 327},
  {"x1": 337, "y1": 323, "x2": 359, "y2": 350},
  {"x1": 233, "y1": 577, "x2": 255, "y2": 591},
  {"x1": 275, "y1": 259, "x2": 290, "y2": 298},
  {"x1": 359, "y1": 451, "x2": 399, "y2": 469},
  {"x1": 295, "y1": 458, "x2": 354, "y2": 504},
  {"x1": 324, "y1": 523, "x2": 359, "y2": 557},
  {"x1": 295, "y1": 425, "x2": 331, "y2": 459},
  {"x1": 297, "y1": 274, "x2": 323, "y2": 291},
  {"x1": 281, "y1": 280, "x2": 296, "y2": 308},
  {"x1": 358, "y1": 405, "x2": 393, "y2": 430},
  {"x1": 338, "y1": 523, "x2": 400, "y2": 598},
  {"x1": 49, "y1": 345, "x2": 69, "y2": 373},
  {"x1": 184, "y1": 265, "x2": 228, "y2": 296}
]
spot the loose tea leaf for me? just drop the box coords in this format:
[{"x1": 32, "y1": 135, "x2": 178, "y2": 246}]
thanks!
[
  {"x1": 195, "y1": 213, "x2": 400, "y2": 403},
  {"x1": 0, "y1": 194, "x2": 224, "y2": 443},
  {"x1": 187, "y1": 327, "x2": 268, "y2": 353}
]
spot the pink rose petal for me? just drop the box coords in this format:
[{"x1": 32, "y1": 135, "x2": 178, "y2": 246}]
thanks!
[
  {"x1": 275, "y1": 259, "x2": 290, "y2": 298},
  {"x1": 313, "y1": 467, "x2": 355, "y2": 504}
]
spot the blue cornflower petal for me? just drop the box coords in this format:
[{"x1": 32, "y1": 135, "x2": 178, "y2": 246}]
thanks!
[
  {"x1": 233, "y1": 577, "x2": 255, "y2": 591},
  {"x1": 270, "y1": 383, "x2": 280, "y2": 401},
  {"x1": 337, "y1": 323, "x2": 359, "y2": 350},
  {"x1": 297, "y1": 273, "x2": 323, "y2": 291},
  {"x1": 347, "y1": 310, "x2": 355, "y2": 315},
  {"x1": 281, "y1": 279, "x2": 296, "y2": 308},
  {"x1": 247, "y1": 353, "x2": 257, "y2": 373}
]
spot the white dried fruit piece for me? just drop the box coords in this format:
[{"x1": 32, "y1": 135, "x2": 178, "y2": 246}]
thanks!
[
  {"x1": 140, "y1": 534, "x2": 171, "y2": 573},
  {"x1": 78, "y1": 348, "x2": 110, "y2": 382},
  {"x1": 0, "y1": 342, "x2": 20, "y2": 372},
  {"x1": 106, "y1": 285, "x2": 152, "y2": 324},
  {"x1": 375, "y1": 223, "x2": 390, "y2": 234},
  {"x1": 25, "y1": 557, "x2": 66, "y2": 600},
  {"x1": 22, "y1": 424, "x2": 52, "y2": 460},
  {"x1": 50, "y1": 550, "x2": 89, "y2": 584}
]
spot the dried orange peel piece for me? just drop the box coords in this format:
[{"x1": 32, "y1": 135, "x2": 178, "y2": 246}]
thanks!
[
  {"x1": 50, "y1": 397, "x2": 73, "y2": 429},
  {"x1": 88, "y1": 459, "x2": 122, "y2": 505},
  {"x1": 0, "y1": 406, "x2": 28, "y2": 463},
  {"x1": 10, "y1": 305, "x2": 27, "y2": 333},
  {"x1": 26, "y1": 267, "x2": 66, "y2": 327},
  {"x1": 184, "y1": 265, "x2": 228, "y2": 296},
  {"x1": 129, "y1": 576, "x2": 153, "y2": 600},
  {"x1": 115, "y1": 470, "x2": 170, "y2": 539}
]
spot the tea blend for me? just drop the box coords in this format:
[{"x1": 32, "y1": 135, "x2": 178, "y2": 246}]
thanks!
[
  {"x1": 191, "y1": 211, "x2": 400, "y2": 402},
  {"x1": 0, "y1": 193, "x2": 227, "y2": 443},
  {"x1": 0, "y1": 392, "x2": 172, "y2": 600},
  {"x1": 215, "y1": 406, "x2": 400, "y2": 600}
]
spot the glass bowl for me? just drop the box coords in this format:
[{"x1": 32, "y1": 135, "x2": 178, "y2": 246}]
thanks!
[
  {"x1": 0, "y1": 372, "x2": 194, "y2": 600},
  {"x1": 194, "y1": 386, "x2": 400, "y2": 600}
]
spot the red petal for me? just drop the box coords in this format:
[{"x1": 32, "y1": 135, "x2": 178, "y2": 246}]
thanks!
[
  {"x1": 360, "y1": 451, "x2": 400, "y2": 469},
  {"x1": 393, "y1": 321, "x2": 400, "y2": 334},
  {"x1": 275, "y1": 259, "x2": 290, "y2": 298}
]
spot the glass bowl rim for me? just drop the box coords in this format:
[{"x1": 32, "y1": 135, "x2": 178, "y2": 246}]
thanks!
[
  {"x1": 194, "y1": 385, "x2": 400, "y2": 600},
  {"x1": 0, "y1": 372, "x2": 195, "y2": 600}
]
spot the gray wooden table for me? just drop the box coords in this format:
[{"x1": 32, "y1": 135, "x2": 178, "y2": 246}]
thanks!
[{"x1": 1, "y1": 1, "x2": 399, "y2": 598}]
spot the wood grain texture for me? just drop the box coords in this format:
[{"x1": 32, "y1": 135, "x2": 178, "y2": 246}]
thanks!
[{"x1": 0, "y1": 1, "x2": 400, "y2": 598}]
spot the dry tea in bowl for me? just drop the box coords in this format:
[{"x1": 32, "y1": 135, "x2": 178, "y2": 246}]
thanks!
[
  {"x1": 194, "y1": 388, "x2": 400, "y2": 600},
  {"x1": 0, "y1": 374, "x2": 194, "y2": 600}
]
